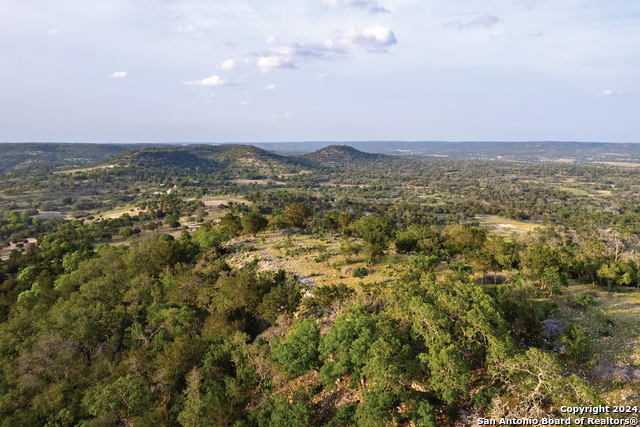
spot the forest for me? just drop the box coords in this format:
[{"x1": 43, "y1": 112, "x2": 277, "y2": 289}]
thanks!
[{"x1": 0, "y1": 143, "x2": 639, "y2": 426}]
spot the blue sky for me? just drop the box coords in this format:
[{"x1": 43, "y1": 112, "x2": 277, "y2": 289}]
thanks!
[{"x1": 1, "y1": 0, "x2": 639, "y2": 143}]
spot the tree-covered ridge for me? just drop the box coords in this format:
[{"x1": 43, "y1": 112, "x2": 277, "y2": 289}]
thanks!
[
  {"x1": 0, "y1": 214, "x2": 607, "y2": 426},
  {"x1": 0, "y1": 143, "x2": 154, "y2": 173}
]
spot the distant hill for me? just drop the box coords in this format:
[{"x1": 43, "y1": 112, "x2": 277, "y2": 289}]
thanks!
[
  {"x1": 102, "y1": 144, "x2": 310, "y2": 176},
  {"x1": 299, "y1": 145, "x2": 421, "y2": 170},
  {"x1": 251, "y1": 141, "x2": 640, "y2": 165},
  {"x1": 0, "y1": 143, "x2": 152, "y2": 173}
]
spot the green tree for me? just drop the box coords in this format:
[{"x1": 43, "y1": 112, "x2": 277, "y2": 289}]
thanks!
[
  {"x1": 283, "y1": 204, "x2": 311, "y2": 228},
  {"x1": 598, "y1": 262, "x2": 622, "y2": 291},
  {"x1": 355, "y1": 215, "x2": 394, "y2": 260},
  {"x1": 241, "y1": 212, "x2": 268, "y2": 237},
  {"x1": 272, "y1": 318, "x2": 320, "y2": 376}
]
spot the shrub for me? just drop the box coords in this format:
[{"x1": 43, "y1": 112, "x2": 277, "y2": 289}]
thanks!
[
  {"x1": 561, "y1": 324, "x2": 592, "y2": 361},
  {"x1": 312, "y1": 283, "x2": 355, "y2": 309},
  {"x1": 574, "y1": 293, "x2": 596, "y2": 308},
  {"x1": 352, "y1": 267, "x2": 369, "y2": 279}
]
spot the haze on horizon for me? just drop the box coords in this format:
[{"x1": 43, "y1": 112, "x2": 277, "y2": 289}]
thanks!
[{"x1": 1, "y1": 0, "x2": 638, "y2": 144}]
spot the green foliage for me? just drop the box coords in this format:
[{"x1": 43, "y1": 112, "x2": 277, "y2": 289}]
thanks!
[
  {"x1": 258, "y1": 279, "x2": 302, "y2": 322},
  {"x1": 355, "y1": 386, "x2": 405, "y2": 427},
  {"x1": 473, "y1": 387, "x2": 500, "y2": 410},
  {"x1": 272, "y1": 318, "x2": 320, "y2": 376},
  {"x1": 310, "y1": 283, "x2": 355, "y2": 309},
  {"x1": 220, "y1": 212, "x2": 243, "y2": 237},
  {"x1": 410, "y1": 255, "x2": 440, "y2": 274},
  {"x1": 494, "y1": 283, "x2": 544, "y2": 346},
  {"x1": 283, "y1": 203, "x2": 311, "y2": 228},
  {"x1": 352, "y1": 267, "x2": 369, "y2": 279},
  {"x1": 574, "y1": 292, "x2": 596, "y2": 308},
  {"x1": 355, "y1": 215, "x2": 394, "y2": 259},
  {"x1": 540, "y1": 266, "x2": 568, "y2": 296},
  {"x1": 323, "y1": 404, "x2": 355, "y2": 427},
  {"x1": 250, "y1": 392, "x2": 313, "y2": 427},
  {"x1": 318, "y1": 307, "x2": 415, "y2": 390},
  {"x1": 561, "y1": 324, "x2": 592, "y2": 362},
  {"x1": 241, "y1": 212, "x2": 269, "y2": 237},
  {"x1": 339, "y1": 240, "x2": 362, "y2": 257},
  {"x1": 83, "y1": 374, "x2": 155, "y2": 425}
]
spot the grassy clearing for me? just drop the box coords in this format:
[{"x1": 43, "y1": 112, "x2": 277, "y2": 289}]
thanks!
[
  {"x1": 475, "y1": 215, "x2": 541, "y2": 236},
  {"x1": 223, "y1": 231, "x2": 408, "y2": 292},
  {"x1": 556, "y1": 186, "x2": 592, "y2": 196}
]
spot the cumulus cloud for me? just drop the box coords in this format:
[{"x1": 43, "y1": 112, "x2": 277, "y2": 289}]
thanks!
[
  {"x1": 338, "y1": 27, "x2": 397, "y2": 48},
  {"x1": 172, "y1": 25, "x2": 209, "y2": 38},
  {"x1": 108, "y1": 71, "x2": 127, "y2": 78},
  {"x1": 266, "y1": 36, "x2": 276, "y2": 44},
  {"x1": 48, "y1": 29, "x2": 58, "y2": 35},
  {"x1": 183, "y1": 75, "x2": 232, "y2": 86},
  {"x1": 258, "y1": 56, "x2": 297, "y2": 72},
  {"x1": 266, "y1": 84, "x2": 276, "y2": 90},
  {"x1": 443, "y1": 15, "x2": 501, "y2": 30},
  {"x1": 256, "y1": 27, "x2": 396, "y2": 73},
  {"x1": 602, "y1": 89, "x2": 613, "y2": 96},
  {"x1": 217, "y1": 59, "x2": 235, "y2": 70}
]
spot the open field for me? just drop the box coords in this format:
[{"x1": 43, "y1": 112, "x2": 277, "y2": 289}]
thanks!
[
  {"x1": 475, "y1": 214, "x2": 541, "y2": 235},
  {"x1": 556, "y1": 186, "x2": 592, "y2": 196}
]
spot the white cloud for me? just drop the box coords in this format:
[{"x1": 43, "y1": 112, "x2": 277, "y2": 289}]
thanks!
[
  {"x1": 266, "y1": 84, "x2": 276, "y2": 90},
  {"x1": 444, "y1": 15, "x2": 501, "y2": 30},
  {"x1": 284, "y1": 112, "x2": 295, "y2": 119},
  {"x1": 602, "y1": 89, "x2": 613, "y2": 96},
  {"x1": 266, "y1": 36, "x2": 276, "y2": 44},
  {"x1": 339, "y1": 27, "x2": 397, "y2": 48},
  {"x1": 241, "y1": 101, "x2": 249, "y2": 105},
  {"x1": 217, "y1": 59, "x2": 235, "y2": 70},
  {"x1": 183, "y1": 75, "x2": 231, "y2": 86},
  {"x1": 108, "y1": 71, "x2": 127, "y2": 79},
  {"x1": 256, "y1": 29, "x2": 395, "y2": 73},
  {"x1": 369, "y1": 6, "x2": 390, "y2": 14},
  {"x1": 48, "y1": 29, "x2": 58, "y2": 35},
  {"x1": 317, "y1": 73, "x2": 326, "y2": 79},
  {"x1": 258, "y1": 56, "x2": 296, "y2": 72},
  {"x1": 171, "y1": 25, "x2": 209, "y2": 38}
]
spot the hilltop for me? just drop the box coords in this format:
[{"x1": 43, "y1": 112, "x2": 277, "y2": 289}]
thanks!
[{"x1": 299, "y1": 144, "x2": 421, "y2": 171}]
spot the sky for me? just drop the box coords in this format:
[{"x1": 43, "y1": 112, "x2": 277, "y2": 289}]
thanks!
[{"x1": 1, "y1": 0, "x2": 639, "y2": 143}]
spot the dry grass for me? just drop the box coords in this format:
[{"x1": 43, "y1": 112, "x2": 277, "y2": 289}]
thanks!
[
  {"x1": 475, "y1": 215, "x2": 541, "y2": 236},
  {"x1": 53, "y1": 164, "x2": 117, "y2": 174},
  {"x1": 556, "y1": 186, "x2": 592, "y2": 196}
]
